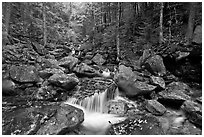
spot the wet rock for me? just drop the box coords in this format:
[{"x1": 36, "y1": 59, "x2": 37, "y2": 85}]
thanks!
[
  {"x1": 48, "y1": 73, "x2": 79, "y2": 91},
  {"x1": 58, "y1": 56, "x2": 79, "y2": 71},
  {"x1": 36, "y1": 104, "x2": 84, "y2": 135},
  {"x1": 38, "y1": 68, "x2": 64, "y2": 79},
  {"x1": 145, "y1": 100, "x2": 166, "y2": 116},
  {"x1": 9, "y1": 65, "x2": 40, "y2": 83},
  {"x1": 107, "y1": 114, "x2": 164, "y2": 135},
  {"x1": 2, "y1": 79, "x2": 16, "y2": 96},
  {"x1": 150, "y1": 76, "x2": 165, "y2": 89},
  {"x1": 192, "y1": 25, "x2": 202, "y2": 44},
  {"x1": 2, "y1": 104, "x2": 59, "y2": 135},
  {"x1": 117, "y1": 78, "x2": 156, "y2": 98},
  {"x1": 158, "y1": 82, "x2": 191, "y2": 107},
  {"x1": 181, "y1": 100, "x2": 202, "y2": 128},
  {"x1": 105, "y1": 100, "x2": 128, "y2": 115},
  {"x1": 144, "y1": 55, "x2": 166, "y2": 76},
  {"x1": 92, "y1": 53, "x2": 106, "y2": 65},
  {"x1": 73, "y1": 63, "x2": 99, "y2": 78}
]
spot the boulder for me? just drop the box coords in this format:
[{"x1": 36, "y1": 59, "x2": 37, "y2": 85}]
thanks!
[
  {"x1": 73, "y1": 63, "x2": 99, "y2": 78},
  {"x1": 144, "y1": 55, "x2": 166, "y2": 76},
  {"x1": 2, "y1": 79, "x2": 16, "y2": 96},
  {"x1": 36, "y1": 104, "x2": 84, "y2": 135},
  {"x1": 181, "y1": 100, "x2": 202, "y2": 127},
  {"x1": 9, "y1": 65, "x2": 40, "y2": 83},
  {"x1": 38, "y1": 68, "x2": 64, "y2": 79},
  {"x1": 48, "y1": 73, "x2": 79, "y2": 91},
  {"x1": 150, "y1": 76, "x2": 165, "y2": 89},
  {"x1": 145, "y1": 100, "x2": 166, "y2": 116},
  {"x1": 117, "y1": 78, "x2": 156, "y2": 97},
  {"x1": 92, "y1": 53, "x2": 106, "y2": 65},
  {"x1": 58, "y1": 56, "x2": 79, "y2": 71},
  {"x1": 105, "y1": 100, "x2": 128, "y2": 115},
  {"x1": 107, "y1": 115, "x2": 165, "y2": 135},
  {"x1": 192, "y1": 25, "x2": 202, "y2": 44}
]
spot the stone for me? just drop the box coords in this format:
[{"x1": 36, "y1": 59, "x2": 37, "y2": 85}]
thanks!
[
  {"x1": 150, "y1": 76, "x2": 165, "y2": 89},
  {"x1": 48, "y1": 73, "x2": 79, "y2": 91},
  {"x1": 192, "y1": 25, "x2": 202, "y2": 44},
  {"x1": 2, "y1": 79, "x2": 16, "y2": 96},
  {"x1": 92, "y1": 53, "x2": 106, "y2": 65},
  {"x1": 73, "y1": 63, "x2": 99, "y2": 78},
  {"x1": 31, "y1": 42, "x2": 48, "y2": 56},
  {"x1": 105, "y1": 100, "x2": 128, "y2": 115},
  {"x1": 107, "y1": 115, "x2": 165, "y2": 135},
  {"x1": 36, "y1": 104, "x2": 84, "y2": 135},
  {"x1": 58, "y1": 56, "x2": 79, "y2": 71},
  {"x1": 9, "y1": 65, "x2": 40, "y2": 83},
  {"x1": 144, "y1": 55, "x2": 166, "y2": 76},
  {"x1": 117, "y1": 78, "x2": 156, "y2": 97},
  {"x1": 38, "y1": 68, "x2": 64, "y2": 79},
  {"x1": 139, "y1": 49, "x2": 154, "y2": 67},
  {"x1": 181, "y1": 100, "x2": 202, "y2": 127},
  {"x1": 145, "y1": 100, "x2": 166, "y2": 116}
]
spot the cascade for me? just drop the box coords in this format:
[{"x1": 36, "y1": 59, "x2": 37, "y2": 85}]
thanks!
[{"x1": 65, "y1": 89, "x2": 126, "y2": 134}]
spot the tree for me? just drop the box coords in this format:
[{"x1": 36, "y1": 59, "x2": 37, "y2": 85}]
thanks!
[
  {"x1": 116, "y1": 2, "x2": 121, "y2": 62},
  {"x1": 42, "y1": 3, "x2": 47, "y2": 47},
  {"x1": 4, "y1": 2, "x2": 11, "y2": 34},
  {"x1": 159, "y1": 2, "x2": 164, "y2": 46},
  {"x1": 186, "y1": 2, "x2": 197, "y2": 45}
]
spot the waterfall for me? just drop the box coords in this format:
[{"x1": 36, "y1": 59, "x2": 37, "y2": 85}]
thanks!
[{"x1": 64, "y1": 88, "x2": 126, "y2": 134}]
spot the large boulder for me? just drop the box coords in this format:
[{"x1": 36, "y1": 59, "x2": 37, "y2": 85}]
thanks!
[
  {"x1": 107, "y1": 114, "x2": 165, "y2": 135},
  {"x1": 2, "y1": 79, "x2": 16, "y2": 96},
  {"x1": 48, "y1": 73, "x2": 79, "y2": 91},
  {"x1": 145, "y1": 100, "x2": 166, "y2": 116},
  {"x1": 144, "y1": 55, "x2": 166, "y2": 76},
  {"x1": 58, "y1": 56, "x2": 79, "y2": 71},
  {"x1": 192, "y1": 25, "x2": 202, "y2": 44},
  {"x1": 117, "y1": 78, "x2": 156, "y2": 97},
  {"x1": 73, "y1": 63, "x2": 99, "y2": 78},
  {"x1": 36, "y1": 104, "x2": 84, "y2": 135},
  {"x1": 2, "y1": 104, "x2": 59, "y2": 135},
  {"x1": 9, "y1": 65, "x2": 40, "y2": 83},
  {"x1": 181, "y1": 100, "x2": 202, "y2": 128},
  {"x1": 38, "y1": 68, "x2": 64, "y2": 79}
]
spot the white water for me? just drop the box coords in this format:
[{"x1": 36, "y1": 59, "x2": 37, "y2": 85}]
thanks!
[{"x1": 65, "y1": 89, "x2": 126, "y2": 134}]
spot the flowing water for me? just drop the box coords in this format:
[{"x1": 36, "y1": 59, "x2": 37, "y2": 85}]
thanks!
[{"x1": 65, "y1": 89, "x2": 126, "y2": 134}]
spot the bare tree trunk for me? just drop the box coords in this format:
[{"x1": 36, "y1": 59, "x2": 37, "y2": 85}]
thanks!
[
  {"x1": 159, "y1": 2, "x2": 164, "y2": 46},
  {"x1": 5, "y1": 2, "x2": 11, "y2": 34},
  {"x1": 92, "y1": 3, "x2": 95, "y2": 46},
  {"x1": 116, "y1": 2, "x2": 120, "y2": 62},
  {"x1": 186, "y1": 2, "x2": 197, "y2": 45},
  {"x1": 42, "y1": 3, "x2": 47, "y2": 47}
]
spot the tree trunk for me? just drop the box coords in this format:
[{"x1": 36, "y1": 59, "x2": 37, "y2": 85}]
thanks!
[
  {"x1": 186, "y1": 2, "x2": 197, "y2": 45},
  {"x1": 116, "y1": 2, "x2": 120, "y2": 62},
  {"x1": 91, "y1": 3, "x2": 95, "y2": 46},
  {"x1": 5, "y1": 2, "x2": 11, "y2": 34},
  {"x1": 42, "y1": 2, "x2": 47, "y2": 47},
  {"x1": 159, "y1": 2, "x2": 164, "y2": 46}
]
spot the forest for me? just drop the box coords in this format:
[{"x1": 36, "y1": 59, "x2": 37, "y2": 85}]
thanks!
[{"x1": 2, "y1": 2, "x2": 202, "y2": 135}]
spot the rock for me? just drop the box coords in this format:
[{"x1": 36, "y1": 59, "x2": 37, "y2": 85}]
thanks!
[
  {"x1": 41, "y1": 58, "x2": 64, "y2": 70},
  {"x1": 38, "y1": 68, "x2": 64, "y2": 79},
  {"x1": 9, "y1": 65, "x2": 40, "y2": 83},
  {"x1": 73, "y1": 63, "x2": 99, "y2": 78},
  {"x1": 48, "y1": 73, "x2": 79, "y2": 91},
  {"x1": 2, "y1": 105, "x2": 59, "y2": 135},
  {"x1": 181, "y1": 100, "x2": 202, "y2": 127},
  {"x1": 92, "y1": 53, "x2": 106, "y2": 65},
  {"x1": 144, "y1": 55, "x2": 166, "y2": 76},
  {"x1": 192, "y1": 25, "x2": 202, "y2": 44},
  {"x1": 145, "y1": 100, "x2": 166, "y2": 116},
  {"x1": 105, "y1": 100, "x2": 128, "y2": 115},
  {"x1": 36, "y1": 104, "x2": 84, "y2": 135},
  {"x1": 83, "y1": 59, "x2": 93, "y2": 65},
  {"x1": 139, "y1": 49, "x2": 154, "y2": 67},
  {"x1": 58, "y1": 56, "x2": 79, "y2": 71},
  {"x1": 117, "y1": 65, "x2": 144, "y2": 81},
  {"x1": 175, "y1": 51, "x2": 190, "y2": 61},
  {"x1": 31, "y1": 42, "x2": 48, "y2": 56},
  {"x1": 150, "y1": 76, "x2": 165, "y2": 89},
  {"x1": 158, "y1": 82, "x2": 192, "y2": 105},
  {"x1": 2, "y1": 79, "x2": 16, "y2": 96},
  {"x1": 107, "y1": 115, "x2": 165, "y2": 135},
  {"x1": 117, "y1": 78, "x2": 156, "y2": 97}
]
